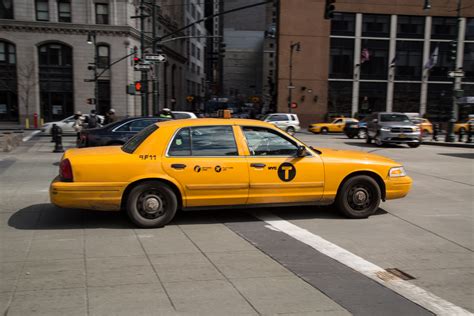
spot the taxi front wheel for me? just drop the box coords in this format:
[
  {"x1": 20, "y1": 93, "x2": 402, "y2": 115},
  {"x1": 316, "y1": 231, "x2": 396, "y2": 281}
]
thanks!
[
  {"x1": 336, "y1": 175, "x2": 381, "y2": 219},
  {"x1": 126, "y1": 181, "x2": 177, "y2": 228}
]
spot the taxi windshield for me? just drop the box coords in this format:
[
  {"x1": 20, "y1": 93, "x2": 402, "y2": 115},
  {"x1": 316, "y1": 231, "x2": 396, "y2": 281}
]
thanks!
[{"x1": 122, "y1": 124, "x2": 158, "y2": 154}]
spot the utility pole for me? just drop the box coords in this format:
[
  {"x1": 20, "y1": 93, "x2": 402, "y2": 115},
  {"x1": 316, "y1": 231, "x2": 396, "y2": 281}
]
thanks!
[
  {"x1": 140, "y1": 0, "x2": 148, "y2": 116},
  {"x1": 288, "y1": 41, "x2": 300, "y2": 113},
  {"x1": 445, "y1": 0, "x2": 462, "y2": 142},
  {"x1": 87, "y1": 31, "x2": 99, "y2": 112},
  {"x1": 151, "y1": 1, "x2": 158, "y2": 115}
]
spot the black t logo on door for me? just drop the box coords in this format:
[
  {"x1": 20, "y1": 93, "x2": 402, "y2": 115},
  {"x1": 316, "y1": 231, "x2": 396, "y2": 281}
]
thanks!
[{"x1": 278, "y1": 163, "x2": 296, "y2": 182}]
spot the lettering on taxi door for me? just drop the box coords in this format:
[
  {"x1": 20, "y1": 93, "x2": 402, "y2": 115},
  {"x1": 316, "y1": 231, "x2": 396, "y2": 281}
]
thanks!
[{"x1": 277, "y1": 162, "x2": 296, "y2": 182}]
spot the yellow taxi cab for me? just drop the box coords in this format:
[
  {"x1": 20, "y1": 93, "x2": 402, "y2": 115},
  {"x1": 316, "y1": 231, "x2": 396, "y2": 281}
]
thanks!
[
  {"x1": 308, "y1": 117, "x2": 358, "y2": 134},
  {"x1": 454, "y1": 118, "x2": 474, "y2": 134},
  {"x1": 50, "y1": 119, "x2": 412, "y2": 228},
  {"x1": 411, "y1": 118, "x2": 433, "y2": 136}
]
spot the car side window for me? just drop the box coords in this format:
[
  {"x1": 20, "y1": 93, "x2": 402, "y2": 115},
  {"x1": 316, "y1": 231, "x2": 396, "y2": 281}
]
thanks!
[
  {"x1": 242, "y1": 126, "x2": 298, "y2": 156},
  {"x1": 115, "y1": 121, "x2": 132, "y2": 132},
  {"x1": 129, "y1": 119, "x2": 157, "y2": 132},
  {"x1": 168, "y1": 126, "x2": 238, "y2": 156},
  {"x1": 333, "y1": 119, "x2": 342, "y2": 124}
]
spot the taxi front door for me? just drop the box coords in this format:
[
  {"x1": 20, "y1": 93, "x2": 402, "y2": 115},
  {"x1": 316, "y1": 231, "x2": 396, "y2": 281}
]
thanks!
[
  {"x1": 240, "y1": 126, "x2": 325, "y2": 205},
  {"x1": 162, "y1": 126, "x2": 249, "y2": 208}
]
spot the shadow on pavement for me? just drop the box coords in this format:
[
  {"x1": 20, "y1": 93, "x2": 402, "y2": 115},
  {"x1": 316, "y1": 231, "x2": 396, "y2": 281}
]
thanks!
[
  {"x1": 9, "y1": 203, "x2": 388, "y2": 230},
  {"x1": 438, "y1": 153, "x2": 474, "y2": 160}
]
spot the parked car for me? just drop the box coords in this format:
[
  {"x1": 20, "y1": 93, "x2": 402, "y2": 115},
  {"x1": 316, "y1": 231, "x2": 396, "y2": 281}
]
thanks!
[
  {"x1": 262, "y1": 113, "x2": 300, "y2": 135},
  {"x1": 41, "y1": 114, "x2": 104, "y2": 135},
  {"x1": 344, "y1": 117, "x2": 369, "y2": 139},
  {"x1": 79, "y1": 117, "x2": 168, "y2": 147},
  {"x1": 172, "y1": 111, "x2": 198, "y2": 119},
  {"x1": 308, "y1": 117, "x2": 358, "y2": 134},
  {"x1": 366, "y1": 112, "x2": 421, "y2": 148},
  {"x1": 51, "y1": 118, "x2": 412, "y2": 228}
]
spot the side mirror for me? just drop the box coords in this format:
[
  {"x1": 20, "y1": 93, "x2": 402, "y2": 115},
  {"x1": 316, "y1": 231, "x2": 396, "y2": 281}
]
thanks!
[
  {"x1": 297, "y1": 146, "x2": 307, "y2": 157},
  {"x1": 372, "y1": 119, "x2": 378, "y2": 123}
]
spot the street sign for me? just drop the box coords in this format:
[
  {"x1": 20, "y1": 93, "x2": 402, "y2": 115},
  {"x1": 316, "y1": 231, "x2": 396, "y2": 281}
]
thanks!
[
  {"x1": 288, "y1": 85, "x2": 296, "y2": 89},
  {"x1": 134, "y1": 64, "x2": 151, "y2": 71},
  {"x1": 448, "y1": 71, "x2": 465, "y2": 78},
  {"x1": 145, "y1": 54, "x2": 167, "y2": 62}
]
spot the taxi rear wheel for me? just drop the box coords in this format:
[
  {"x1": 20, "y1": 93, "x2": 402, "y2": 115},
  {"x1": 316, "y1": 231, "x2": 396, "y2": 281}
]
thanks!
[
  {"x1": 286, "y1": 126, "x2": 295, "y2": 135},
  {"x1": 126, "y1": 182, "x2": 177, "y2": 228},
  {"x1": 336, "y1": 175, "x2": 381, "y2": 219}
]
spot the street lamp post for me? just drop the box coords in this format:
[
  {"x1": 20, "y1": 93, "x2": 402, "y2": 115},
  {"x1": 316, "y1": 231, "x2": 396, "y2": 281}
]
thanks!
[
  {"x1": 288, "y1": 41, "x2": 300, "y2": 113},
  {"x1": 87, "y1": 31, "x2": 98, "y2": 112}
]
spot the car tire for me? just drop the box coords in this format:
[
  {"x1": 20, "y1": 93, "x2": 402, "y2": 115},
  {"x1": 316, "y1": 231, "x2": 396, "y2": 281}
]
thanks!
[
  {"x1": 321, "y1": 127, "x2": 329, "y2": 135},
  {"x1": 408, "y1": 143, "x2": 420, "y2": 148},
  {"x1": 347, "y1": 134, "x2": 355, "y2": 139},
  {"x1": 126, "y1": 181, "x2": 178, "y2": 228},
  {"x1": 286, "y1": 126, "x2": 295, "y2": 136},
  {"x1": 358, "y1": 129, "x2": 367, "y2": 139},
  {"x1": 336, "y1": 175, "x2": 381, "y2": 219}
]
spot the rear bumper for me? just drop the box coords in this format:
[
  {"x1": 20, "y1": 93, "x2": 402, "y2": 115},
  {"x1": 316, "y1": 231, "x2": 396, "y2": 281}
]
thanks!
[
  {"x1": 384, "y1": 176, "x2": 412, "y2": 200},
  {"x1": 50, "y1": 176, "x2": 124, "y2": 211}
]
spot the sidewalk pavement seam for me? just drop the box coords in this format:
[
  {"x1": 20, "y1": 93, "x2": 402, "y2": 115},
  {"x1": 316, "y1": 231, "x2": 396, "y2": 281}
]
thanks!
[
  {"x1": 132, "y1": 228, "x2": 177, "y2": 311},
  {"x1": 177, "y1": 224, "x2": 262, "y2": 315}
]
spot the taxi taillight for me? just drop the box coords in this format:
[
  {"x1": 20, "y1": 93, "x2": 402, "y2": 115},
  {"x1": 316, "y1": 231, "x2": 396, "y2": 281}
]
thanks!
[{"x1": 59, "y1": 159, "x2": 73, "y2": 182}]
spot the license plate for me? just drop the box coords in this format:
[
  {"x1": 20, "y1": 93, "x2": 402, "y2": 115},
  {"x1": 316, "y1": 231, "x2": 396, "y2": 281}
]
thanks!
[{"x1": 399, "y1": 134, "x2": 406, "y2": 138}]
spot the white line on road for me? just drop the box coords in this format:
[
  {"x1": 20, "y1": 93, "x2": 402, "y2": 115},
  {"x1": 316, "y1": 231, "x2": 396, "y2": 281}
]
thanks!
[
  {"x1": 22, "y1": 130, "x2": 41, "y2": 142},
  {"x1": 257, "y1": 211, "x2": 473, "y2": 316}
]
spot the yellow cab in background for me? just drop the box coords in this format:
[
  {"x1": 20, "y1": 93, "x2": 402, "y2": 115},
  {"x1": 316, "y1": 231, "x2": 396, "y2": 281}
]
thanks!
[
  {"x1": 308, "y1": 117, "x2": 359, "y2": 134},
  {"x1": 454, "y1": 118, "x2": 474, "y2": 134},
  {"x1": 50, "y1": 118, "x2": 412, "y2": 228},
  {"x1": 411, "y1": 118, "x2": 433, "y2": 137}
]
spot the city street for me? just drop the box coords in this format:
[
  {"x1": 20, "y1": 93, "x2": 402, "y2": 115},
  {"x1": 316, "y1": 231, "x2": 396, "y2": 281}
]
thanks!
[{"x1": 0, "y1": 133, "x2": 473, "y2": 315}]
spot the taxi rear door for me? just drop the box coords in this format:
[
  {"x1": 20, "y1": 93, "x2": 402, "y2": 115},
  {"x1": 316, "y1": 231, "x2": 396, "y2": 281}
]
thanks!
[
  {"x1": 332, "y1": 119, "x2": 345, "y2": 132},
  {"x1": 162, "y1": 125, "x2": 249, "y2": 208},
  {"x1": 239, "y1": 126, "x2": 324, "y2": 205}
]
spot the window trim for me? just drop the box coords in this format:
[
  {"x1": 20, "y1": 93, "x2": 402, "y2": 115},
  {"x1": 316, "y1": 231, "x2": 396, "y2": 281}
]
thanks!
[
  {"x1": 166, "y1": 125, "x2": 241, "y2": 157},
  {"x1": 35, "y1": 0, "x2": 50, "y2": 21},
  {"x1": 57, "y1": 0, "x2": 71, "y2": 23},
  {"x1": 95, "y1": 3, "x2": 109, "y2": 25}
]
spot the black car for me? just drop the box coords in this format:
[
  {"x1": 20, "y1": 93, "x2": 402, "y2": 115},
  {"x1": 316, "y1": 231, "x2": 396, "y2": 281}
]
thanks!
[
  {"x1": 79, "y1": 117, "x2": 168, "y2": 147},
  {"x1": 344, "y1": 118, "x2": 369, "y2": 139}
]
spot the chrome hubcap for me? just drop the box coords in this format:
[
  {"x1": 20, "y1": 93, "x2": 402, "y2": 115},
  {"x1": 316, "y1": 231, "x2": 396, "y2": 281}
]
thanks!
[
  {"x1": 137, "y1": 190, "x2": 166, "y2": 219},
  {"x1": 353, "y1": 189, "x2": 368, "y2": 205}
]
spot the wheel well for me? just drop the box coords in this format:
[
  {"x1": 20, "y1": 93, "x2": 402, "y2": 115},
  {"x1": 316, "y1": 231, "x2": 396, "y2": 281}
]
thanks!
[
  {"x1": 338, "y1": 171, "x2": 386, "y2": 201},
  {"x1": 121, "y1": 178, "x2": 183, "y2": 210}
]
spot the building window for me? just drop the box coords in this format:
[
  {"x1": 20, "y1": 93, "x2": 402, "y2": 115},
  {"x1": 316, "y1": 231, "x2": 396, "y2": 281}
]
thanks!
[
  {"x1": 359, "y1": 82, "x2": 387, "y2": 113},
  {"x1": 394, "y1": 41, "x2": 423, "y2": 80},
  {"x1": 197, "y1": 65, "x2": 200, "y2": 75},
  {"x1": 0, "y1": 41, "x2": 17, "y2": 121},
  {"x1": 191, "y1": 62, "x2": 195, "y2": 73},
  {"x1": 97, "y1": 45, "x2": 110, "y2": 69},
  {"x1": 95, "y1": 3, "x2": 109, "y2": 25},
  {"x1": 0, "y1": 0, "x2": 14, "y2": 19},
  {"x1": 393, "y1": 83, "x2": 421, "y2": 113},
  {"x1": 467, "y1": 18, "x2": 474, "y2": 40},
  {"x1": 397, "y1": 16, "x2": 424, "y2": 39},
  {"x1": 328, "y1": 81, "x2": 352, "y2": 115},
  {"x1": 197, "y1": 47, "x2": 200, "y2": 60},
  {"x1": 38, "y1": 43, "x2": 73, "y2": 122},
  {"x1": 191, "y1": 43, "x2": 195, "y2": 57},
  {"x1": 36, "y1": 0, "x2": 49, "y2": 21},
  {"x1": 97, "y1": 80, "x2": 110, "y2": 114},
  {"x1": 329, "y1": 38, "x2": 354, "y2": 79},
  {"x1": 331, "y1": 13, "x2": 355, "y2": 36},
  {"x1": 431, "y1": 17, "x2": 457, "y2": 40},
  {"x1": 464, "y1": 43, "x2": 474, "y2": 82},
  {"x1": 428, "y1": 42, "x2": 452, "y2": 82},
  {"x1": 362, "y1": 14, "x2": 390, "y2": 37},
  {"x1": 57, "y1": 0, "x2": 71, "y2": 22},
  {"x1": 427, "y1": 83, "x2": 452, "y2": 121},
  {"x1": 360, "y1": 39, "x2": 389, "y2": 80}
]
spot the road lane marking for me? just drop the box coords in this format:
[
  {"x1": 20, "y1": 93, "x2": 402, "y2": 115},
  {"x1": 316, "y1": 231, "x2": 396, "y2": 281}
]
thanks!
[
  {"x1": 255, "y1": 211, "x2": 472, "y2": 316},
  {"x1": 22, "y1": 130, "x2": 41, "y2": 142}
]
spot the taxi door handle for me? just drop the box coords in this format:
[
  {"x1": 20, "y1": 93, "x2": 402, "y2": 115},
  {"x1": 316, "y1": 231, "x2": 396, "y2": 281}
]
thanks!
[
  {"x1": 251, "y1": 163, "x2": 266, "y2": 168},
  {"x1": 171, "y1": 164, "x2": 186, "y2": 170}
]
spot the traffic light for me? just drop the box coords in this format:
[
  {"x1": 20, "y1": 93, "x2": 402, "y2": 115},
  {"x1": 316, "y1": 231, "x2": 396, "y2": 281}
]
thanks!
[
  {"x1": 134, "y1": 81, "x2": 142, "y2": 92},
  {"x1": 324, "y1": 0, "x2": 336, "y2": 20},
  {"x1": 219, "y1": 42, "x2": 226, "y2": 58},
  {"x1": 448, "y1": 40, "x2": 457, "y2": 63},
  {"x1": 133, "y1": 57, "x2": 141, "y2": 66}
]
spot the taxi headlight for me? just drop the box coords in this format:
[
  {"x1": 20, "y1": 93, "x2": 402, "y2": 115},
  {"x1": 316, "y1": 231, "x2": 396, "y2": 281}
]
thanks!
[{"x1": 389, "y1": 166, "x2": 407, "y2": 178}]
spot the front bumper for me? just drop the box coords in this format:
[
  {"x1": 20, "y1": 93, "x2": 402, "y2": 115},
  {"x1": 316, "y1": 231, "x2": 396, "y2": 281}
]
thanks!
[
  {"x1": 379, "y1": 130, "x2": 421, "y2": 143},
  {"x1": 50, "y1": 176, "x2": 124, "y2": 211},
  {"x1": 384, "y1": 176, "x2": 412, "y2": 200}
]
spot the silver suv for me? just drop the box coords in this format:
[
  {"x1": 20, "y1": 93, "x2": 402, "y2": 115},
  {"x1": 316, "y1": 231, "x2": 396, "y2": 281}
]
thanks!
[
  {"x1": 366, "y1": 112, "x2": 421, "y2": 148},
  {"x1": 262, "y1": 113, "x2": 300, "y2": 135}
]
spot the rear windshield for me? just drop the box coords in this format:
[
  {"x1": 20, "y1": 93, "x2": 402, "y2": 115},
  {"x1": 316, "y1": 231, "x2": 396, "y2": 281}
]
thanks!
[
  {"x1": 122, "y1": 124, "x2": 158, "y2": 154},
  {"x1": 380, "y1": 114, "x2": 410, "y2": 122}
]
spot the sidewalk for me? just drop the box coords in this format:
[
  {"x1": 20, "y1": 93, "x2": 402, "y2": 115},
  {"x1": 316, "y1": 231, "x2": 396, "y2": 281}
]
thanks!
[{"x1": 0, "y1": 121, "x2": 38, "y2": 131}]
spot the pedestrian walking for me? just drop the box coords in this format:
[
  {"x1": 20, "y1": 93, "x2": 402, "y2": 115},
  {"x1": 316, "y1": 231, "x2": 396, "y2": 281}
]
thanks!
[
  {"x1": 72, "y1": 111, "x2": 84, "y2": 144},
  {"x1": 85, "y1": 109, "x2": 101, "y2": 129},
  {"x1": 104, "y1": 108, "x2": 117, "y2": 125}
]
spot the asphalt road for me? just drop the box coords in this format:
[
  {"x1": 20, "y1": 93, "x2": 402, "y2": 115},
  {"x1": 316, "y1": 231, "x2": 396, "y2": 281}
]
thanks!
[{"x1": 0, "y1": 133, "x2": 472, "y2": 315}]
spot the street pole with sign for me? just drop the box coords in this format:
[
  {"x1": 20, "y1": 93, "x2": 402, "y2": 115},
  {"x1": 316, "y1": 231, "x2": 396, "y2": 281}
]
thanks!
[{"x1": 288, "y1": 42, "x2": 300, "y2": 114}]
